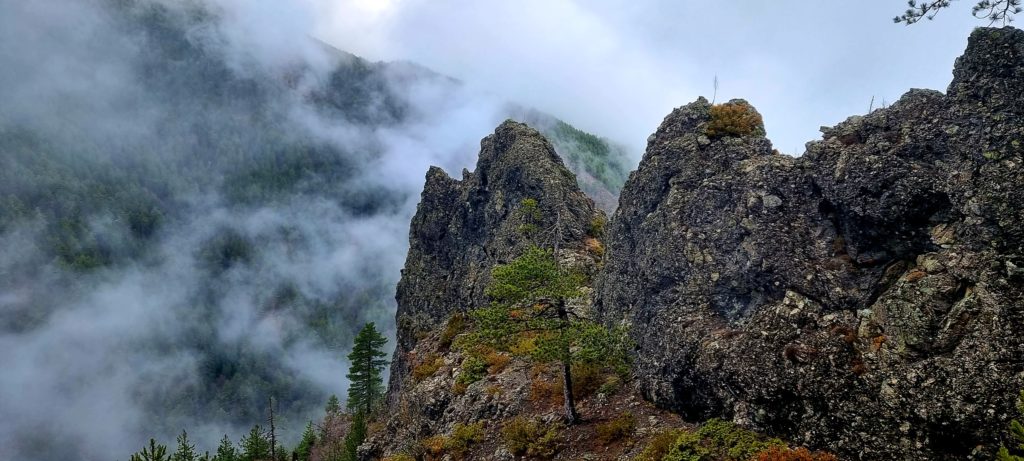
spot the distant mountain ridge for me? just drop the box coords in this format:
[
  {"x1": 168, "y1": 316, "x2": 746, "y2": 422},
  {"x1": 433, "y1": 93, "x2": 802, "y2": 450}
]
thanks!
[{"x1": 0, "y1": 0, "x2": 630, "y2": 459}]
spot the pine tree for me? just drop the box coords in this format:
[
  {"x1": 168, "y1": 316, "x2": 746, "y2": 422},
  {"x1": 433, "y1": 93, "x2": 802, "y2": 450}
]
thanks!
[
  {"x1": 345, "y1": 323, "x2": 389, "y2": 415},
  {"x1": 999, "y1": 389, "x2": 1024, "y2": 461},
  {"x1": 470, "y1": 245, "x2": 629, "y2": 424},
  {"x1": 295, "y1": 421, "x2": 316, "y2": 461},
  {"x1": 341, "y1": 411, "x2": 367, "y2": 461},
  {"x1": 212, "y1": 434, "x2": 237, "y2": 461},
  {"x1": 325, "y1": 394, "x2": 341, "y2": 415},
  {"x1": 894, "y1": 0, "x2": 1021, "y2": 25},
  {"x1": 238, "y1": 425, "x2": 271, "y2": 461},
  {"x1": 171, "y1": 430, "x2": 198, "y2": 461},
  {"x1": 131, "y1": 438, "x2": 170, "y2": 461},
  {"x1": 321, "y1": 395, "x2": 342, "y2": 441}
]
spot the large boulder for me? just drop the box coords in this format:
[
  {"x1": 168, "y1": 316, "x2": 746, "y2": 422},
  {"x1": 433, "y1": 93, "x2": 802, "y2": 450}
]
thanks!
[{"x1": 595, "y1": 27, "x2": 1024, "y2": 460}]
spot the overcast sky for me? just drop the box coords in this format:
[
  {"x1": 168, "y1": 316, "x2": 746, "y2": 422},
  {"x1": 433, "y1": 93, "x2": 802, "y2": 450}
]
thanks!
[{"x1": 303, "y1": 0, "x2": 983, "y2": 156}]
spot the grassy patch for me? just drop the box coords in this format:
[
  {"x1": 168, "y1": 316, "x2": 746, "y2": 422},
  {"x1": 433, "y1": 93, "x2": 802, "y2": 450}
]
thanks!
[
  {"x1": 596, "y1": 412, "x2": 636, "y2": 445},
  {"x1": 411, "y1": 353, "x2": 443, "y2": 382},
  {"x1": 636, "y1": 428, "x2": 685, "y2": 461},
  {"x1": 501, "y1": 417, "x2": 563, "y2": 459},
  {"x1": 704, "y1": 102, "x2": 764, "y2": 138}
]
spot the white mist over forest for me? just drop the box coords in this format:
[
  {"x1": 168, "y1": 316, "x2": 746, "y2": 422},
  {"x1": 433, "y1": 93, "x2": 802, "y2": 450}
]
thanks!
[
  {"x1": 0, "y1": 1, "x2": 990, "y2": 460},
  {"x1": 0, "y1": 1, "x2": 517, "y2": 459}
]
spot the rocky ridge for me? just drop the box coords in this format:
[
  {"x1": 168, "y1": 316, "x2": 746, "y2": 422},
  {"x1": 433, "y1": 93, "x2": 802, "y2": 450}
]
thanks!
[
  {"x1": 378, "y1": 27, "x2": 1024, "y2": 461},
  {"x1": 596, "y1": 26, "x2": 1024, "y2": 460},
  {"x1": 388, "y1": 120, "x2": 604, "y2": 401}
]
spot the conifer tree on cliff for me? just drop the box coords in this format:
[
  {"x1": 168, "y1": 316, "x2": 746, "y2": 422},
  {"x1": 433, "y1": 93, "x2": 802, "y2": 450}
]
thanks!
[
  {"x1": 467, "y1": 200, "x2": 628, "y2": 424},
  {"x1": 345, "y1": 322, "x2": 389, "y2": 415},
  {"x1": 468, "y1": 202, "x2": 628, "y2": 423}
]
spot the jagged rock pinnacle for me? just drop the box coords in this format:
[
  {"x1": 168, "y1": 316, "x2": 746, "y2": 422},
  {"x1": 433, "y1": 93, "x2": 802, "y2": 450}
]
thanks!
[{"x1": 388, "y1": 120, "x2": 604, "y2": 400}]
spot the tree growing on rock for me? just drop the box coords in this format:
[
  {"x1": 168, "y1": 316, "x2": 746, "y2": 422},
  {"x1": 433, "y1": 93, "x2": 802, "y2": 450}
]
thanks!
[
  {"x1": 469, "y1": 245, "x2": 628, "y2": 423},
  {"x1": 346, "y1": 322, "x2": 389, "y2": 415}
]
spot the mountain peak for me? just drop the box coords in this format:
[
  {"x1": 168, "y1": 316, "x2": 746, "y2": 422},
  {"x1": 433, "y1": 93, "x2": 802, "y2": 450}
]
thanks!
[{"x1": 389, "y1": 121, "x2": 604, "y2": 399}]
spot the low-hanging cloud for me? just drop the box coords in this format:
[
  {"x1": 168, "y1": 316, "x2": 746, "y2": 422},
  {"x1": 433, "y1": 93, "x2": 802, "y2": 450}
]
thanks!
[
  {"x1": 310, "y1": 0, "x2": 984, "y2": 156},
  {"x1": 0, "y1": 0, "x2": 513, "y2": 459}
]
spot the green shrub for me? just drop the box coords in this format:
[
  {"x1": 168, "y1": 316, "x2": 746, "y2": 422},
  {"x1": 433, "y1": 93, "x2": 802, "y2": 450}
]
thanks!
[
  {"x1": 501, "y1": 417, "x2": 563, "y2": 459},
  {"x1": 440, "y1": 313, "x2": 466, "y2": 349},
  {"x1": 597, "y1": 374, "x2": 623, "y2": 396},
  {"x1": 702, "y1": 419, "x2": 784, "y2": 460},
  {"x1": 517, "y1": 198, "x2": 542, "y2": 237},
  {"x1": 596, "y1": 412, "x2": 636, "y2": 445},
  {"x1": 382, "y1": 454, "x2": 416, "y2": 461},
  {"x1": 659, "y1": 420, "x2": 784, "y2": 461},
  {"x1": 704, "y1": 102, "x2": 764, "y2": 138},
  {"x1": 446, "y1": 422, "x2": 485, "y2": 456},
  {"x1": 454, "y1": 353, "x2": 488, "y2": 391},
  {"x1": 664, "y1": 431, "x2": 710, "y2": 461},
  {"x1": 999, "y1": 389, "x2": 1024, "y2": 461},
  {"x1": 588, "y1": 215, "x2": 607, "y2": 238},
  {"x1": 636, "y1": 429, "x2": 685, "y2": 461}
]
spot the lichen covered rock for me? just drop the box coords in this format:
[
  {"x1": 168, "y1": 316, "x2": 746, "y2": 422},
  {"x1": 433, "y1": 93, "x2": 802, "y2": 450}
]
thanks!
[
  {"x1": 595, "y1": 27, "x2": 1024, "y2": 460},
  {"x1": 388, "y1": 120, "x2": 604, "y2": 401}
]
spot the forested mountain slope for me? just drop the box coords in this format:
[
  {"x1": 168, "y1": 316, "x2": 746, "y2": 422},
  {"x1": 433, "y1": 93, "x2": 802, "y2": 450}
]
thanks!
[{"x1": 0, "y1": 1, "x2": 630, "y2": 459}]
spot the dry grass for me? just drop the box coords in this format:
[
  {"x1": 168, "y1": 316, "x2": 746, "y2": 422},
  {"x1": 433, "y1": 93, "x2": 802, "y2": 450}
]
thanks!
[
  {"x1": 755, "y1": 446, "x2": 839, "y2": 461},
  {"x1": 421, "y1": 435, "x2": 446, "y2": 458},
  {"x1": 705, "y1": 102, "x2": 764, "y2": 138},
  {"x1": 530, "y1": 374, "x2": 563, "y2": 407},
  {"x1": 584, "y1": 237, "x2": 605, "y2": 257},
  {"x1": 483, "y1": 349, "x2": 511, "y2": 374},
  {"x1": 412, "y1": 353, "x2": 443, "y2": 382},
  {"x1": 501, "y1": 417, "x2": 563, "y2": 459},
  {"x1": 571, "y1": 363, "x2": 606, "y2": 399},
  {"x1": 595, "y1": 412, "x2": 636, "y2": 445}
]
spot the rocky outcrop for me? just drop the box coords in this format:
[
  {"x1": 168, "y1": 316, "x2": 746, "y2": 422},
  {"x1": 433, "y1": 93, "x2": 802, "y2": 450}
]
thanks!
[
  {"x1": 388, "y1": 120, "x2": 604, "y2": 400},
  {"x1": 595, "y1": 27, "x2": 1024, "y2": 460}
]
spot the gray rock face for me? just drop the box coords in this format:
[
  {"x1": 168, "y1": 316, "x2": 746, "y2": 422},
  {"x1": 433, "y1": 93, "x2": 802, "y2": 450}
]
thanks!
[
  {"x1": 595, "y1": 27, "x2": 1024, "y2": 460},
  {"x1": 389, "y1": 120, "x2": 603, "y2": 399}
]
